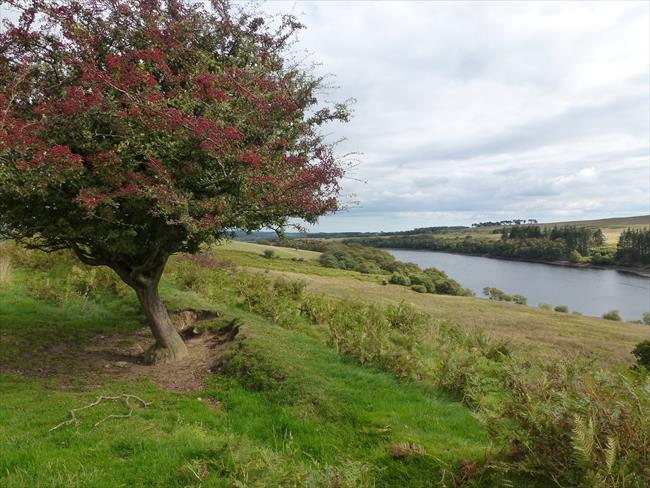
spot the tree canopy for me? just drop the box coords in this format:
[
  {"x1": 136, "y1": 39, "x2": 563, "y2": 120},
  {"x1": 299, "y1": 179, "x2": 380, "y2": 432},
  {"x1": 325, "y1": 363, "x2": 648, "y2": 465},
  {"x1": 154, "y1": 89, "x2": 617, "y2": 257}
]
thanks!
[{"x1": 0, "y1": 0, "x2": 350, "y2": 362}]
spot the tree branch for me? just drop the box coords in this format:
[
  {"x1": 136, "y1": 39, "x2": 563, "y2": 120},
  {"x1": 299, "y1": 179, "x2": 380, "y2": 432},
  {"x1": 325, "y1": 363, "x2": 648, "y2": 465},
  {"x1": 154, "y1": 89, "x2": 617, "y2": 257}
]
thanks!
[
  {"x1": 49, "y1": 394, "x2": 151, "y2": 432},
  {"x1": 70, "y1": 243, "x2": 110, "y2": 267}
]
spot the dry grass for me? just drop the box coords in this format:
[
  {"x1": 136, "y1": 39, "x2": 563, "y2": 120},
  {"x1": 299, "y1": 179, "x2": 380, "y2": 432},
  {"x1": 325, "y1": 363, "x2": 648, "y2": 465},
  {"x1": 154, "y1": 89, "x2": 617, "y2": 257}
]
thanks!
[
  {"x1": 215, "y1": 240, "x2": 321, "y2": 261},
  {"x1": 0, "y1": 256, "x2": 12, "y2": 286},
  {"x1": 541, "y1": 215, "x2": 649, "y2": 243},
  {"x1": 258, "y1": 268, "x2": 648, "y2": 366},
  {"x1": 410, "y1": 215, "x2": 650, "y2": 244}
]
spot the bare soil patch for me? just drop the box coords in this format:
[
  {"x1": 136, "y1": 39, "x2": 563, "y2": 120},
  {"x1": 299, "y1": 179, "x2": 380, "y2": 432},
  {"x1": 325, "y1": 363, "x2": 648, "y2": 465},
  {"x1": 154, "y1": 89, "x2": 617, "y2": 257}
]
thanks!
[{"x1": 2, "y1": 310, "x2": 239, "y2": 392}]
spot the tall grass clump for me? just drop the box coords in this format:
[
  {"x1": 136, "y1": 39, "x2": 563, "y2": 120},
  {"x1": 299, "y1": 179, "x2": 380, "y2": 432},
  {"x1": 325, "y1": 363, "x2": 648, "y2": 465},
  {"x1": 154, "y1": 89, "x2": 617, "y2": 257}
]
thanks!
[
  {"x1": 235, "y1": 273, "x2": 304, "y2": 328},
  {"x1": 232, "y1": 271, "x2": 425, "y2": 379},
  {"x1": 25, "y1": 264, "x2": 130, "y2": 306},
  {"x1": 493, "y1": 363, "x2": 650, "y2": 487},
  {"x1": 0, "y1": 241, "x2": 73, "y2": 271},
  {"x1": 322, "y1": 299, "x2": 423, "y2": 379},
  {"x1": 426, "y1": 320, "x2": 650, "y2": 485},
  {"x1": 429, "y1": 323, "x2": 510, "y2": 407},
  {"x1": 0, "y1": 255, "x2": 12, "y2": 286}
]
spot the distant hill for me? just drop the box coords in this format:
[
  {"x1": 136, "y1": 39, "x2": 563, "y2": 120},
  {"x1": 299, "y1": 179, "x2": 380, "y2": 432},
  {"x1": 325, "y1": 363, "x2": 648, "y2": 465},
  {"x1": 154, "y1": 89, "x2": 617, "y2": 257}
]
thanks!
[
  {"x1": 233, "y1": 215, "x2": 649, "y2": 242},
  {"x1": 540, "y1": 215, "x2": 649, "y2": 229}
]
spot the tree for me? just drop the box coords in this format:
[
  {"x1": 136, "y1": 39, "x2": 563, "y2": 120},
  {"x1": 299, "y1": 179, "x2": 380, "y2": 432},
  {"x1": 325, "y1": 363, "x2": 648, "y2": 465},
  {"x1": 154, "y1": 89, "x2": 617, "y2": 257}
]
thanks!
[
  {"x1": 632, "y1": 340, "x2": 650, "y2": 369},
  {"x1": 0, "y1": 0, "x2": 350, "y2": 363},
  {"x1": 601, "y1": 310, "x2": 621, "y2": 321}
]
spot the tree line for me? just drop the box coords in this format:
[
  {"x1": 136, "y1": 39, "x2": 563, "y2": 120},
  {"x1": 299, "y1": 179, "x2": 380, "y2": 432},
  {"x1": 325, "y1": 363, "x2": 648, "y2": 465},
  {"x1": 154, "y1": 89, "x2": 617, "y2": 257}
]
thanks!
[
  {"x1": 616, "y1": 228, "x2": 650, "y2": 264},
  {"x1": 354, "y1": 225, "x2": 650, "y2": 266},
  {"x1": 472, "y1": 219, "x2": 538, "y2": 227}
]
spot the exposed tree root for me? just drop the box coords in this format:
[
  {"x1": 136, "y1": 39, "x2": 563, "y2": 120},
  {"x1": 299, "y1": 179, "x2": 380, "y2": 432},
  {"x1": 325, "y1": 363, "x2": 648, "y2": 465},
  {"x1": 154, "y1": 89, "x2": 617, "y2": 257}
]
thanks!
[{"x1": 49, "y1": 394, "x2": 151, "y2": 432}]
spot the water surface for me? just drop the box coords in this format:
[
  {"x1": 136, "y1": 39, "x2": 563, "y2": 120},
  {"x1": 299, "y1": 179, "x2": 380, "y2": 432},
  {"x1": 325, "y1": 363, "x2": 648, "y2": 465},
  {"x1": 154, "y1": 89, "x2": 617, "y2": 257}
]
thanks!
[{"x1": 386, "y1": 249, "x2": 650, "y2": 321}]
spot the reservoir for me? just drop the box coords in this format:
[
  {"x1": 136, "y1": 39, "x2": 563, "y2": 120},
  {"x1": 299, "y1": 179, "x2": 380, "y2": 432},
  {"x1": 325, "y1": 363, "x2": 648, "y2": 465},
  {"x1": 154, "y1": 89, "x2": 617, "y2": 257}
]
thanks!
[{"x1": 386, "y1": 249, "x2": 650, "y2": 321}]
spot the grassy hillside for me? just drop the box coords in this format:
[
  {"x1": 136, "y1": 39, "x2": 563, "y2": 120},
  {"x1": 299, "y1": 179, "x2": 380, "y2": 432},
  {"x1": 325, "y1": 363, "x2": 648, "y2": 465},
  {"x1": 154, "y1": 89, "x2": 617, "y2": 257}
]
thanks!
[
  {"x1": 353, "y1": 215, "x2": 650, "y2": 245},
  {"x1": 212, "y1": 242, "x2": 648, "y2": 366},
  {"x1": 539, "y1": 215, "x2": 650, "y2": 243},
  {"x1": 1, "y1": 241, "x2": 648, "y2": 486},
  {"x1": 0, "y1": 249, "x2": 488, "y2": 487}
]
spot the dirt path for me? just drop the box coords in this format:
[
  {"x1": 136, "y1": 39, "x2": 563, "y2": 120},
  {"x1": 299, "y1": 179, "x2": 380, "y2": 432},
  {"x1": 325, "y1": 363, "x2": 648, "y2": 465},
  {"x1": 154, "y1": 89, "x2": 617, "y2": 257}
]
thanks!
[{"x1": 2, "y1": 311, "x2": 239, "y2": 392}]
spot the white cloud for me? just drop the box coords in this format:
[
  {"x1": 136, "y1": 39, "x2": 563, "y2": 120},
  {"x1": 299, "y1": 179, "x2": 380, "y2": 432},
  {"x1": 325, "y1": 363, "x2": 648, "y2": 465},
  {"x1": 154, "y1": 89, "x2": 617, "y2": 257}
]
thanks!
[
  {"x1": 5, "y1": 2, "x2": 646, "y2": 232},
  {"x1": 264, "y1": 0, "x2": 649, "y2": 232}
]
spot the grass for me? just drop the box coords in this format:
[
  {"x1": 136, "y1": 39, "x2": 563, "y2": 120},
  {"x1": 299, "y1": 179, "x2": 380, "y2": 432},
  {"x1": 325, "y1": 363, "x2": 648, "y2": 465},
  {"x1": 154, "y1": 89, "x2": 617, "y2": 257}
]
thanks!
[
  {"x1": 1, "y1": 240, "x2": 647, "y2": 486},
  {"x1": 394, "y1": 215, "x2": 650, "y2": 245},
  {"x1": 219, "y1": 240, "x2": 321, "y2": 262},
  {"x1": 261, "y1": 269, "x2": 648, "y2": 366},
  {"x1": 213, "y1": 240, "x2": 380, "y2": 281},
  {"x1": 0, "y1": 247, "x2": 492, "y2": 487},
  {"x1": 212, "y1": 243, "x2": 648, "y2": 367},
  {"x1": 0, "y1": 255, "x2": 11, "y2": 285}
]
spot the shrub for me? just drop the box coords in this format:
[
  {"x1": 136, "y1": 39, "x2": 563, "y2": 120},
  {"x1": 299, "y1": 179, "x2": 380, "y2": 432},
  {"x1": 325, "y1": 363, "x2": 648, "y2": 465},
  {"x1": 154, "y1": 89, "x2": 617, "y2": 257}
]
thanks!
[
  {"x1": 325, "y1": 300, "x2": 422, "y2": 378},
  {"x1": 181, "y1": 252, "x2": 233, "y2": 269},
  {"x1": 538, "y1": 303, "x2": 552, "y2": 310},
  {"x1": 512, "y1": 294, "x2": 527, "y2": 305},
  {"x1": 384, "y1": 301, "x2": 429, "y2": 335},
  {"x1": 407, "y1": 273, "x2": 435, "y2": 293},
  {"x1": 25, "y1": 264, "x2": 129, "y2": 304},
  {"x1": 632, "y1": 340, "x2": 650, "y2": 368},
  {"x1": 326, "y1": 301, "x2": 390, "y2": 366},
  {"x1": 0, "y1": 242, "x2": 71, "y2": 271},
  {"x1": 168, "y1": 261, "x2": 210, "y2": 291},
  {"x1": 26, "y1": 276, "x2": 71, "y2": 304},
  {"x1": 642, "y1": 312, "x2": 650, "y2": 325},
  {"x1": 591, "y1": 252, "x2": 613, "y2": 265},
  {"x1": 568, "y1": 250, "x2": 583, "y2": 263},
  {"x1": 66, "y1": 265, "x2": 101, "y2": 298},
  {"x1": 319, "y1": 253, "x2": 339, "y2": 268},
  {"x1": 492, "y1": 361, "x2": 650, "y2": 486},
  {"x1": 426, "y1": 318, "x2": 650, "y2": 485},
  {"x1": 300, "y1": 294, "x2": 334, "y2": 325},
  {"x1": 554, "y1": 305, "x2": 568, "y2": 313},
  {"x1": 355, "y1": 261, "x2": 382, "y2": 274},
  {"x1": 262, "y1": 249, "x2": 276, "y2": 259},
  {"x1": 236, "y1": 272, "x2": 300, "y2": 328},
  {"x1": 273, "y1": 277, "x2": 306, "y2": 301},
  {"x1": 602, "y1": 310, "x2": 621, "y2": 321},
  {"x1": 410, "y1": 284, "x2": 427, "y2": 293},
  {"x1": 431, "y1": 322, "x2": 509, "y2": 405},
  {"x1": 483, "y1": 287, "x2": 512, "y2": 302},
  {"x1": 389, "y1": 272, "x2": 411, "y2": 286}
]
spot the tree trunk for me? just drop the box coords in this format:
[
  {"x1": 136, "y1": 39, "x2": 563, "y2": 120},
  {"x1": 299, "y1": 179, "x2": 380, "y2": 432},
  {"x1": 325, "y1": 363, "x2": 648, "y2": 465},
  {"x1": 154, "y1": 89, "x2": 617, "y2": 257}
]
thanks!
[{"x1": 135, "y1": 281, "x2": 189, "y2": 364}]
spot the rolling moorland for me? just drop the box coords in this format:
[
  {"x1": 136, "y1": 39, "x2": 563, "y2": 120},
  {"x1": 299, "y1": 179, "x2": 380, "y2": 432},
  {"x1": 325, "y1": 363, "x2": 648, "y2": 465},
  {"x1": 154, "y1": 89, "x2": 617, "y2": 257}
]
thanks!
[
  {"x1": 1, "y1": 240, "x2": 649, "y2": 487},
  {"x1": 341, "y1": 216, "x2": 650, "y2": 273},
  {"x1": 248, "y1": 215, "x2": 650, "y2": 243}
]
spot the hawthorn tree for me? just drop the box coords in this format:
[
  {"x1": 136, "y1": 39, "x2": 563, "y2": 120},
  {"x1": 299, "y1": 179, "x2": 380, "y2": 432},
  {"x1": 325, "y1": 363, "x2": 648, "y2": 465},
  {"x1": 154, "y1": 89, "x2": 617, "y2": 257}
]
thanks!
[{"x1": 0, "y1": 0, "x2": 350, "y2": 363}]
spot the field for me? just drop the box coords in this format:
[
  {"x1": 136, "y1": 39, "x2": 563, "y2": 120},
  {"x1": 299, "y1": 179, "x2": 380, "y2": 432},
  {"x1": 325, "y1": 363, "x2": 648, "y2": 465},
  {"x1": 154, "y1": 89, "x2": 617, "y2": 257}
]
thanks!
[
  {"x1": 386, "y1": 215, "x2": 650, "y2": 245},
  {"x1": 0, "y1": 241, "x2": 648, "y2": 486}
]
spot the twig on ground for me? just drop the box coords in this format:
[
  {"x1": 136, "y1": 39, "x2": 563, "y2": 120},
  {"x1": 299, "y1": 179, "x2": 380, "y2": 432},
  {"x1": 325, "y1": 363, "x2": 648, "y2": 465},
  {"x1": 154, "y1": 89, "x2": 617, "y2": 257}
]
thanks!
[{"x1": 49, "y1": 394, "x2": 151, "y2": 432}]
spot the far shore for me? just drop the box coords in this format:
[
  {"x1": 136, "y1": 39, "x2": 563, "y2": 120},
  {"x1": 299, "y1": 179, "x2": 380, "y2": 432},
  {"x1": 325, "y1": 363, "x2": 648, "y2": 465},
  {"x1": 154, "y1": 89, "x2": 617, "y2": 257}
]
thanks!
[{"x1": 383, "y1": 248, "x2": 650, "y2": 278}]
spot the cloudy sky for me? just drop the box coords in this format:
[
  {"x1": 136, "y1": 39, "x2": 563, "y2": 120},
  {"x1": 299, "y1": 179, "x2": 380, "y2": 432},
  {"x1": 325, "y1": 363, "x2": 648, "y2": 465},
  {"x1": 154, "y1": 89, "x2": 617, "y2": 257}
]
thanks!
[{"x1": 263, "y1": 1, "x2": 650, "y2": 232}]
